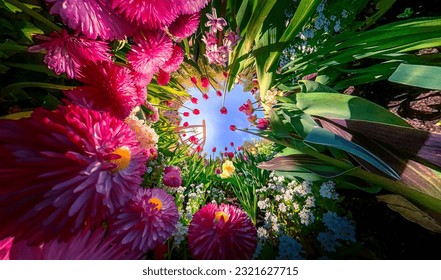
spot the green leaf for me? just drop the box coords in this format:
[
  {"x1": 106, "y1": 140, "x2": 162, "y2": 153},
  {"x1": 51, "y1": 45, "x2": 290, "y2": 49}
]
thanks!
[
  {"x1": 388, "y1": 63, "x2": 441, "y2": 91},
  {"x1": 19, "y1": 20, "x2": 44, "y2": 42},
  {"x1": 298, "y1": 80, "x2": 338, "y2": 93},
  {"x1": 377, "y1": 194, "x2": 441, "y2": 233},
  {"x1": 295, "y1": 92, "x2": 411, "y2": 127},
  {"x1": 304, "y1": 126, "x2": 400, "y2": 179}
]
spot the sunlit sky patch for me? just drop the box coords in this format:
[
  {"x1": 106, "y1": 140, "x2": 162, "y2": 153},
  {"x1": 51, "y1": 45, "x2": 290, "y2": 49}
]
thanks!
[{"x1": 179, "y1": 84, "x2": 264, "y2": 156}]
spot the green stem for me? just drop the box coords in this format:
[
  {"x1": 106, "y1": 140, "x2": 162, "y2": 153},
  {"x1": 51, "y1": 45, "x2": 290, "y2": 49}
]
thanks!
[
  {"x1": 4, "y1": 0, "x2": 62, "y2": 33},
  {"x1": 1, "y1": 82, "x2": 76, "y2": 97}
]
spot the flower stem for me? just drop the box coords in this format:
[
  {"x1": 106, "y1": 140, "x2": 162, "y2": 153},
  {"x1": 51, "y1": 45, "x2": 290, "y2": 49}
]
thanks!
[
  {"x1": 1, "y1": 82, "x2": 76, "y2": 97},
  {"x1": 4, "y1": 0, "x2": 62, "y2": 33}
]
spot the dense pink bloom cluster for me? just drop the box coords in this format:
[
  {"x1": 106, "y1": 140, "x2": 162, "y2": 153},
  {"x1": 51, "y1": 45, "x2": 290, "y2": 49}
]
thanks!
[
  {"x1": 188, "y1": 203, "x2": 257, "y2": 259},
  {"x1": 203, "y1": 8, "x2": 241, "y2": 65},
  {"x1": 162, "y1": 166, "x2": 182, "y2": 188}
]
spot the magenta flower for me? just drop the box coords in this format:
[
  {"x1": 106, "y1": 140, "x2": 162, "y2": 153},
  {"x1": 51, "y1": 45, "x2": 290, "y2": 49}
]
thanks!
[
  {"x1": 238, "y1": 99, "x2": 254, "y2": 116},
  {"x1": 256, "y1": 118, "x2": 270, "y2": 130},
  {"x1": 183, "y1": 121, "x2": 189, "y2": 127},
  {"x1": 144, "y1": 102, "x2": 160, "y2": 123},
  {"x1": 64, "y1": 61, "x2": 143, "y2": 119},
  {"x1": 127, "y1": 30, "x2": 173, "y2": 78},
  {"x1": 191, "y1": 97, "x2": 199, "y2": 104},
  {"x1": 216, "y1": 90, "x2": 222, "y2": 97},
  {"x1": 157, "y1": 69, "x2": 171, "y2": 86},
  {"x1": 230, "y1": 142, "x2": 234, "y2": 147},
  {"x1": 0, "y1": 237, "x2": 13, "y2": 260},
  {"x1": 109, "y1": 188, "x2": 179, "y2": 251},
  {"x1": 202, "y1": 93, "x2": 209, "y2": 100},
  {"x1": 28, "y1": 29, "x2": 111, "y2": 79},
  {"x1": 168, "y1": 12, "x2": 201, "y2": 39},
  {"x1": 191, "y1": 76, "x2": 198, "y2": 85},
  {"x1": 193, "y1": 108, "x2": 200, "y2": 115},
  {"x1": 164, "y1": 166, "x2": 181, "y2": 174},
  {"x1": 220, "y1": 106, "x2": 228, "y2": 115},
  {"x1": 46, "y1": 0, "x2": 134, "y2": 40},
  {"x1": 183, "y1": 112, "x2": 190, "y2": 117},
  {"x1": 201, "y1": 76, "x2": 210, "y2": 88},
  {"x1": 212, "y1": 147, "x2": 217, "y2": 153},
  {"x1": 160, "y1": 45, "x2": 184, "y2": 73},
  {"x1": 202, "y1": 31, "x2": 218, "y2": 46},
  {"x1": 188, "y1": 203, "x2": 257, "y2": 259},
  {"x1": 163, "y1": 171, "x2": 182, "y2": 188},
  {"x1": 111, "y1": 0, "x2": 182, "y2": 29},
  {"x1": 9, "y1": 227, "x2": 142, "y2": 260},
  {"x1": 180, "y1": 0, "x2": 211, "y2": 15},
  {"x1": 214, "y1": 167, "x2": 221, "y2": 174},
  {"x1": 227, "y1": 152, "x2": 234, "y2": 159},
  {"x1": 205, "y1": 8, "x2": 227, "y2": 33},
  {"x1": 0, "y1": 105, "x2": 147, "y2": 244},
  {"x1": 229, "y1": 125, "x2": 237, "y2": 131},
  {"x1": 224, "y1": 30, "x2": 241, "y2": 47}
]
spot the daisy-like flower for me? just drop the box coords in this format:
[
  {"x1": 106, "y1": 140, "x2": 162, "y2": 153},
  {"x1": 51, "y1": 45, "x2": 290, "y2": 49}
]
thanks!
[
  {"x1": 109, "y1": 188, "x2": 179, "y2": 251},
  {"x1": 111, "y1": 0, "x2": 182, "y2": 29},
  {"x1": 205, "y1": 8, "x2": 227, "y2": 33},
  {"x1": 64, "y1": 61, "x2": 143, "y2": 119},
  {"x1": 46, "y1": 0, "x2": 134, "y2": 40},
  {"x1": 168, "y1": 12, "x2": 201, "y2": 39},
  {"x1": 180, "y1": 0, "x2": 211, "y2": 15},
  {"x1": 0, "y1": 105, "x2": 147, "y2": 244},
  {"x1": 188, "y1": 203, "x2": 257, "y2": 259},
  {"x1": 28, "y1": 29, "x2": 111, "y2": 79},
  {"x1": 127, "y1": 30, "x2": 173, "y2": 78},
  {"x1": 160, "y1": 45, "x2": 184, "y2": 73},
  {"x1": 9, "y1": 226, "x2": 142, "y2": 260}
]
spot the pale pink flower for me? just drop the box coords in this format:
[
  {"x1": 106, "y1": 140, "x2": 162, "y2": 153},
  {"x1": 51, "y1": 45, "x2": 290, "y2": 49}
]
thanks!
[{"x1": 205, "y1": 8, "x2": 227, "y2": 33}]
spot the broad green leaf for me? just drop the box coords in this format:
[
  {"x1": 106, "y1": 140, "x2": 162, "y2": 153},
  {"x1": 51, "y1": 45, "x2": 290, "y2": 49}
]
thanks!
[
  {"x1": 304, "y1": 126, "x2": 400, "y2": 179},
  {"x1": 19, "y1": 20, "x2": 44, "y2": 42},
  {"x1": 377, "y1": 194, "x2": 441, "y2": 233},
  {"x1": 298, "y1": 80, "x2": 338, "y2": 93},
  {"x1": 388, "y1": 63, "x2": 441, "y2": 91},
  {"x1": 295, "y1": 92, "x2": 411, "y2": 127}
]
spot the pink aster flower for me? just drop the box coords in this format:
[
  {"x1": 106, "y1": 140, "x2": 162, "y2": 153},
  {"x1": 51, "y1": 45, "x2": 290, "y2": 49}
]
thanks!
[
  {"x1": 205, "y1": 8, "x2": 227, "y2": 33},
  {"x1": 220, "y1": 106, "x2": 228, "y2": 115},
  {"x1": 127, "y1": 30, "x2": 173, "y2": 78},
  {"x1": 181, "y1": 0, "x2": 211, "y2": 15},
  {"x1": 191, "y1": 97, "x2": 199, "y2": 104},
  {"x1": 164, "y1": 166, "x2": 180, "y2": 174},
  {"x1": 201, "y1": 76, "x2": 209, "y2": 88},
  {"x1": 109, "y1": 188, "x2": 179, "y2": 251},
  {"x1": 0, "y1": 105, "x2": 147, "y2": 244},
  {"x1": 160, "y1": 45, "x2": 184, "y2": 73},
  {"x1": 9, "y1": 226, "x2": 142, "y2": 260},
  {"x1": 46, "y1": 0, "x2": 134, "y2": 40},
  {"x1": 168, "y1": 12, "x2": 200, "y2": 39},
  {"x1": 229, "y1": 125, "x2": 236, "y2": 131},
  {"x1": 256, "y1": 118, "x2": 270, "y2": 130},
  {"x1": 163, "y1": 171, "x2": 182, "y2": 188},
  {"x1": 28, "y1": 29, "x2": 111, "y2": 79},
  {"x1": 111, "y1": 0, "x2": 181, "y2": 29},
  {"x1": 64, "y1": 61, "x2": 142, "y2": 119},
  {"x1": 188, "y1": 203, "x2": 257, "y2": 259}
]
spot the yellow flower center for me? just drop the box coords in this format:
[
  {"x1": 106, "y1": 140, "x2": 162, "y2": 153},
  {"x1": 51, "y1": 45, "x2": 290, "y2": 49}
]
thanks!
[
  {"x1": 111, "y1": 147, "x2": 131, "y2": 171},
  {"x1": 214, "y1": 211, "x2": 229, "y2": 223},
  {"x1": 148, "y1": 197, "x2": 163, "y2": 211}
]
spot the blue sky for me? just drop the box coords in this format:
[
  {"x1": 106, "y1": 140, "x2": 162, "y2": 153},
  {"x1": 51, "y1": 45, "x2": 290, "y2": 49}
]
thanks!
[{"x1": 178, "y1": 85, "x2": 264, "y2": 156}]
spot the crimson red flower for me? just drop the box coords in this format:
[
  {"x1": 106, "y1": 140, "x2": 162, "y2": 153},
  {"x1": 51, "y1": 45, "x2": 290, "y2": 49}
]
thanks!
[
  {"x1": 223, "y1": 71, "x2": 228, "y2": 78},
  {"x1": 224, "y1": 147, "x2": 228, "y2": 151},
  {"x1": 238, "y1": 146, "x2": 242, "y2": 151},
  {"x1": 157, "y1": 69, "x2": 170, "y2": 85},
  {"x1": 191, "y1": 97, "x2": 199, "y2": 104},
  {"x1": 182, "y1": 133, "x2": 187, "y2": 137},
  {"x1": 201, "y1": 76, "x2": 209, "y2": 88},
  {"x1": 196, "y1": 145, "x2": 202, "y2": 153},
  {"x1": 227, "y1": 152, "x2": 234, "y2": 159},
  {"x1": 229, "y1": 125, "x2": 236, "y2": 131},
  {"x1": 163, "y1": 171, "x2": 182, "y2": 188},
  {"x1": 220, "y1": 106, "x2": 228, "y2": 115},
  {"x1": 230, "y1": 142, "x2": 234, "y2": 147},
  {"x1": 216, "y1": 90, "x2": 222, "y2": 97},
  {"x1": 189, "y1": 135, "x2": 198, "y2": 144},
  {"x1": 183, "y1": 112, "x2": 190, "y2": 117},
  {"x1": 161, "y1": 45, "x2": 184, "y2": 73},
  {"x1": 183, "y1": 122, "x2": 189, "y2": 127},
  {"x1": 193, "y1": 109, "x2": 200, "y2": 115},
  {"x1": 212, "y1": 147, "x2": 216, "y2": 153},
  {"x1": 256, "y1": 118, "x2": 270, "y2": 130},
  {"x1": 188, "y1": 203, "x2": 257, "y2": 259},
  {"x1": 191, "y1": 76, "x2": 198, "y2": 85},
  {"x1": 214, "y1": 167, "x2": 221, "y2": 174},
  {"x1": 202, "y1": 93, "x2": 209, "y2": 100}
]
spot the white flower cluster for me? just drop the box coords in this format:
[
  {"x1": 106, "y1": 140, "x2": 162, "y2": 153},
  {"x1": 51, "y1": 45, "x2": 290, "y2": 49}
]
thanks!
[
  {"x1": 207, "y1": 187, "x2": 226, "y2": 205},
  {"x1": 171, "y1": 221, "x2": 188, "y2": 247},
  {"x1": 276, "y1": 235, "x2": 305, "y2": 260},
  {"x1": 125, "y1": 107, "x2": 159, "y2": 150},
  {"x1": 319, "y1": 181, "x2": 339, "y2": 200}
]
